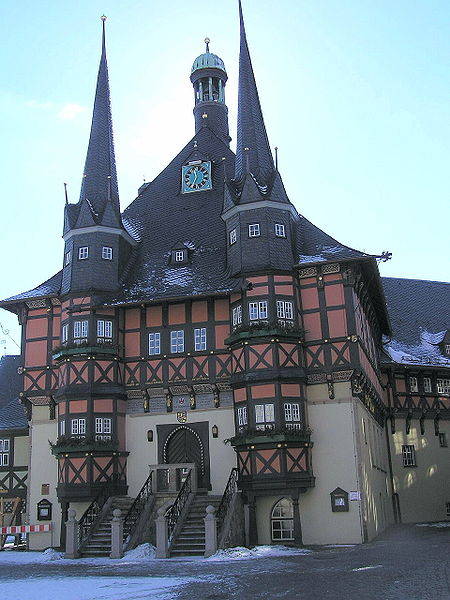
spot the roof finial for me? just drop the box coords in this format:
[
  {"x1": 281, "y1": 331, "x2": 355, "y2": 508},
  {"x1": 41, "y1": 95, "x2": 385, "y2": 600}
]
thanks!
[
  {"x1": 101, "y1": 15, "x2": 107, "y2": 51},
  {"x1": 204, "y1": 37, "x2": 210, "y2": 53},
  {"x1": 64, "y1": 182, "x2": 69, "y2": 205}
]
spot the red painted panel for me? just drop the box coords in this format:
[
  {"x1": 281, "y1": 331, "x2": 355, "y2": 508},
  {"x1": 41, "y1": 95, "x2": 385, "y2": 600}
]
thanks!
[
  {"x1": 73, "y1": 296, "x2": 91, "y2": 305},
  {"x1": 215, "y1": 324, "x2": 230, "y2": 349},
  {"x1": 169, "y1": 303, "x2": 185, "y2": 324},
  {"x1": 251, "y1": 383, "x2": 276, "y2": 399},
  {"x1": 249, "y1": 344, "x2": 273, "y2": 368},
  {"x1": 396, "y1": 378, "x2": 406, "y2": 393},
  {"x1": 192, "y1": 301, "x2": 207, "y2": 322},
  {"x1": 58, "y1": 402, "x2": 66, "y2": 416},
  {"x1": 303, "y1": 313, "x2": 322, "y2": 341},
  {"x1": 125, "y1": 332, "x2": 140, "y2": 357},
  {"x1": 234, "y1": 387, "x2": 247, "y2": 402},
  {"x1": 26, "y1": 318, "x2": 48, "y2": 339},
  {"x1": 325, "y1": 284, "x2": 344, "y2": 306},
  {"x1": 125, "y1": 309, "x2": 140, "y2": 330},
  {"x1": 248, "y1": 276, "x2": 268, "y2": 284},
  {"x1": 214, "y1": 299, "x2": 229, "y2": 321},
  {"x1": 230, "y1": 293, "x2": 241, "y2": 303},
  {"x1": 94, "y1": 399, "x2": 113, "y2": 412},
  {"x1": 52, "y1": 317, "x2": 61, "y2": 338},
  {"x1": 323, "y1": 273, "x2": 342, "y2": 282},
  {"x1": 247, "y1": 286, "x2": 269, "y2": 297},
  {"x1": 274, "y1": 284, "x2": 294, "y2": 296},
  {"x1": 281, "y1": 383, "x2": 301, "y2": 397},
  {"x1": 301, "y1": 287, "x2": 319, "y2": 310},
  {"x1": 69, "y1": 400, "x2": 88, "y2": 413},
  {"x1": 146, "y1": 305, "x2": 162, "y2": 327},
  {"x1": 328, "y1": 309, "x2": 347, "y2": 338},
  {"x1": 274, "y1": 275, "x2": 293, "y2": 283},
  {"x1": 25, "y1": 340, "x2": 47, "y2": 367}
]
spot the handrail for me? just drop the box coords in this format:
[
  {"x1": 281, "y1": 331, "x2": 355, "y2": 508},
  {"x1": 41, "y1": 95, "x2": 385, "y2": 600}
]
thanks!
[
  {"x1": 216, "y1": 467, "x2": 238, "y2": 533},
  {"x1": 78, "y1": 480, "x2": 112, "y2": 549},
  {"x1": 166, "y1": 469, "x2": 192, "y2": 542},
  {"x1": 122, "y1": 470, "x2": 153, "y2": 542}
]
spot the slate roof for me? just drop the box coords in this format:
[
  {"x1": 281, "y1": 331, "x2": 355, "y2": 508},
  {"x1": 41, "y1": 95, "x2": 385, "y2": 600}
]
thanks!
[
  {"x1": 0, "y1": 271, "x2": 62, "y2": 309},
  {"x1": 0, "y1": 355, "x2": 27, "y2": 431},
  {"x1": 235, "y1": 0, "x2": 274, "y2": 184},
  {"x1": 107, "y1": 125, "x2": 239, "y2": 306},
  {"x1": 381, "y1": 277, "x2": 450, "y2": 368},
  {"x1": 296, "y1": 214, "x2": 371, "y2": 265}
]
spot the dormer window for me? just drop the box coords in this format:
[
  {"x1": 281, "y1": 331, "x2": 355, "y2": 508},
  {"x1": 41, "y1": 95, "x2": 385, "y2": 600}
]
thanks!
[
  {"x1": 102, "y1": 246, "x2": 113, "y2": 260},
  {"x1": 175, "y1": 250, "x2": 185, "y2": 262},
  {"x1": 275, "y1": 223, "x2": 286, "y2": 238},
  {"x1": 65, "y1": 251, "x2": 71, "y2": 266},
  {"x1": 78, "y1": 247, "x2": 89, "y2": 260},
  {"x1": 248, "y1": 224, "x2": 260, "y2": 238},
  {"x1": 229, "y1": 228, "x2": 237, "y2": 245}
]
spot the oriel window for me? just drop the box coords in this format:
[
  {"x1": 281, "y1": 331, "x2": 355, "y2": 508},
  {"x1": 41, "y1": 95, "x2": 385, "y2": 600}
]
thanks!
[
  {"x1": 249, "y1": 301, "x2": 268, "y2": 321},
  {"x1": 73, "y1": 320, "x2": 88, "y2": 341},
  {"x1": 0, "y1": 439, "x2": 10, "y2": 466},
  {"x1": 232, "y1": 305, "x2": 242, "y2": 326},
  {"x1": 71, "y1": 418, "x2": 86, "y2": 436},
  {"x1": 97, "y1": 320, "x2": 113, "y2": 341}
]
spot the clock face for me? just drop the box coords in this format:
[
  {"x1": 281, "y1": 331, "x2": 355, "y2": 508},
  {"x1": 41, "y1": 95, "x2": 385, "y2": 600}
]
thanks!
[{"x1": 182, "y1": 161, "x2": 212, "y2": 193}]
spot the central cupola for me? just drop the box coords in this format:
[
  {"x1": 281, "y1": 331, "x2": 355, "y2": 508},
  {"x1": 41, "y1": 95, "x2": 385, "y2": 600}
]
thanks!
[{"x1": 190, "y1": 38, "x2": 230, "y2": 143}]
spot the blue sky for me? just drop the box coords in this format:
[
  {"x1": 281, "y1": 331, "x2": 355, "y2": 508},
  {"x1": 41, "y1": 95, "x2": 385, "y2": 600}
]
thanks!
[{"x1": 0, "y1": 0, "x2": 448, "y2": 355}]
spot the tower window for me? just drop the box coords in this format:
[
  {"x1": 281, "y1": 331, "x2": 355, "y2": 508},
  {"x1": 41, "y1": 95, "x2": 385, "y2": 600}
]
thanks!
[
  {"x1": 284, "y1": 403, "x2": 301, "y2": 430},
  {"x1": 170, "y1": 330, "x2": 185, "y2": 353},
  {"x1": 255, "y1": 403, "x2": 275, "y2": 430},
  {"x1": 194, "y1": 327, "x2": 207, "y2": 351},
  {"x1": 276, "y1": 301, "x2": 294, "y2": 320},
  {"x1": 423, "y1": 377, "x2": 432, "y2": 393},
  {"x1": 78, "y1": 247, "x2": 89, "y2": 260},
  {"x1": 73, "y1": 320, "x2": 88, "y2": 341},
  {"x1": 65, "y1": 251, "x2": 71, "y2": 266},
  {"x1": 437, "y1": 379, "x2": 450, "y2": 394},
  {"x1": 71, "y1": 418, "x2": 86, "y2": 436},
  {"x1": 229, "y1": 228, "x2": 237, "y2": 245},
  {"x1": 249, "y1": 301, "x2": 268, "y2": 321},
  {"x1": 97, "y1": 320, "x2": 113, "y2": 341},
  {"x1": 0, "y1": 439, "x2": 10, "y2": 467},
  {"x1": 148, "y1": 332, "x2": 161, "y2": 355},
  {"x1": 402, "y1": 444, "x2": 416, "y2": 467},
  {"x1": 95, "y1": 417, "x2": 112, "y2": 441},
  {"x1": 232, "y1": 305, "x2": 242, "y2": 326},
  {"x1": 409, "y1": 377, "x2": 418, "y2": 393},
  {"x1": 237, "y1": 406, "x2": 248, "y2": 427},
  {"x1": 275, "y1": 223, "x2": 286, "y2": 238},
  {"x1": 102, "y1": 246, "x2": 113, "y2": 260},
  {"x1": 248, "y1": 224, "x2": 260, "y2": 238}
]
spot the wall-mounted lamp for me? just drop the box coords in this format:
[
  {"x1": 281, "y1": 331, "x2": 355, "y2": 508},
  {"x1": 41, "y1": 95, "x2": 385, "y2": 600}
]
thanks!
[
  {"x1": 147, "y1": 430, "x2": 153, "y2": 442},
  {"x1": 212, "y1": 425, "x2": 218, "y2": 438}
]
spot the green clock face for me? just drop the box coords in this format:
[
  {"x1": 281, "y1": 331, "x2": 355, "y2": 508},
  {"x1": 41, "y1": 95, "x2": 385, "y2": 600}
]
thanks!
[{"x1": 182, "y1": 161, "x2": 212, "y2": 193}]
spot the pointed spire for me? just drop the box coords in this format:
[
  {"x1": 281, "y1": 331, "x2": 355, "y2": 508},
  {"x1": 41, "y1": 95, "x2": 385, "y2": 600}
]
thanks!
[
  {"x1": 78, "y1": 16, "x2": 119, "y2": 217},
  {"x1": 235, "y1": 0, "x2": 274, "y2": 184}
]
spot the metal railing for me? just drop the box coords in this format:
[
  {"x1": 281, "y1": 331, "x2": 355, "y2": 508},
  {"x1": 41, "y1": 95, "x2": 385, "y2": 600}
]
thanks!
[
  {"x1": 166, "y1": 469, "x2": 193, "y2": 542},
  {"x1": 122, "y1": 470, "x2": 153, "y2": 542},
  {"x1": 216, "y1": 467, "x2": 238, "y2": 534},
  {"x1": 78, "y1": 481, "x2": 112, "y2": 549}
]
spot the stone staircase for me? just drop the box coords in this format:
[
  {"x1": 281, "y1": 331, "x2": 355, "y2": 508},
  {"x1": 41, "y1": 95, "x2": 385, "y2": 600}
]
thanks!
[
  {"x1": 80, "y1": 496, "x2": 135, "y2": 557},
  {"x1": 170, "y1": 494, "x2": 222, "y2": 557}
]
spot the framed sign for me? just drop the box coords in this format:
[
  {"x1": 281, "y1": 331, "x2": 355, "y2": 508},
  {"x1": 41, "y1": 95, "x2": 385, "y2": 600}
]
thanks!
[{"x1": 330, "y1": 487, "x2": 349, "y2": 512}]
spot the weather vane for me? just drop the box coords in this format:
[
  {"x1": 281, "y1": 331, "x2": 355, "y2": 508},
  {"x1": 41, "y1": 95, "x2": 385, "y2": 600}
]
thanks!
[{"x1": 204, "y1": 37, "x2": 210, "y2": 52}]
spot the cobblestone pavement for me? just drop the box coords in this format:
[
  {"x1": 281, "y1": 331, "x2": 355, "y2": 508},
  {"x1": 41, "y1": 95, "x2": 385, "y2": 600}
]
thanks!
[{"x1": 0, "y1": 525, "x2": 449, "y2": 600}]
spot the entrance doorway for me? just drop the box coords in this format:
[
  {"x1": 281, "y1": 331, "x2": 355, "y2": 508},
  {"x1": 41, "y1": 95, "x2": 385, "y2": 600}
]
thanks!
[{"x1": 163, "y1": 426, "x2": 206, "y2": 488}]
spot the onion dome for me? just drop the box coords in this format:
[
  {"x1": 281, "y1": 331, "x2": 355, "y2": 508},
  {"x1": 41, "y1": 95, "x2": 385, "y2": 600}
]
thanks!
[{"x1": 191, "y1": 38, "x2": 226, "y2": 74}]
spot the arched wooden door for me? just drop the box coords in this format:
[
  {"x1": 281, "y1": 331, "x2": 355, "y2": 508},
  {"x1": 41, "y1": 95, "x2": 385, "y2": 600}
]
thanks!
[{"x1": 164, "y1": 427, "x2": 205, "y2": 488}]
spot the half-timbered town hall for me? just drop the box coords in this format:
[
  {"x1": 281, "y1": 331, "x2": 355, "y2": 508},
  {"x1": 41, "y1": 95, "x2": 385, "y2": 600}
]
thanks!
[{"x1": 0, "y1": 3, "x2": 448, "y2": 556}]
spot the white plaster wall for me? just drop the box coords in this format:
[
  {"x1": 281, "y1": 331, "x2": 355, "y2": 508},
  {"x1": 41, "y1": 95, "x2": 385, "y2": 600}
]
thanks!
[
  {"x1": 353, "y1": 401, "x2": 394, "y2": 541},
  {"x1": 300, "y1": 382, "x2": 363, "y2": 545},
  {"x1": 13, "y1": 435, "x2": 29, "y2": 467},
  {"x1": 390, "y1": 421, "x2": 450, "y2": 523},
  {"x1": 27, "y1": 408, "x2": 59, "y2": 550},
  {"x1": 126, "y1": 407, "x2": 236, "y2": 497}
]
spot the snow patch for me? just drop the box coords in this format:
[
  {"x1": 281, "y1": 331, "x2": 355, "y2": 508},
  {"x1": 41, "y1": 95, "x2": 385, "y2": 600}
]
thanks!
[
  {"x1": 123, "y1": 543, "x2": 156, "y2": 560},
  {"x1": 206, "y1": 545, "x2": 311, "y2": 561},
  {"x1": 352, "y1": 565, "x2": 383, "y2": 571}
]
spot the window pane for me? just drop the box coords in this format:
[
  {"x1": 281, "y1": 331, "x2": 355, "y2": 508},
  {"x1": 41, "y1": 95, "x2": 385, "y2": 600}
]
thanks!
[
  {"x1": 249, "y1": 302, "x2": 258, "y2": 320},
  {"x1": 97, "y1": 320, "x2": 104, "y2": 337},
  {"x1": 265, "y1": 404, "x2": 275, "y2": 422},
  {"x1": 292, "y1": 403, "x2": 301, "y2": 421},
  {"x1": 276, "y1": 301, "x2": 284, "y2": 319},
  {"x1": 258, "y1": 301, "x2": 268, "y2": 319},
  {"x1": 255, "y1": 405, "x2": 265, "y2": 423},
  {"x1": 104, "y1": 321, "x2": 113, "y2": 338},
  {"x1": 284, "y1": 302, "x2": 293, "y2": 320},
  {"x1": 284, "y1": 403, "x2": 292, "y2": 421}
]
